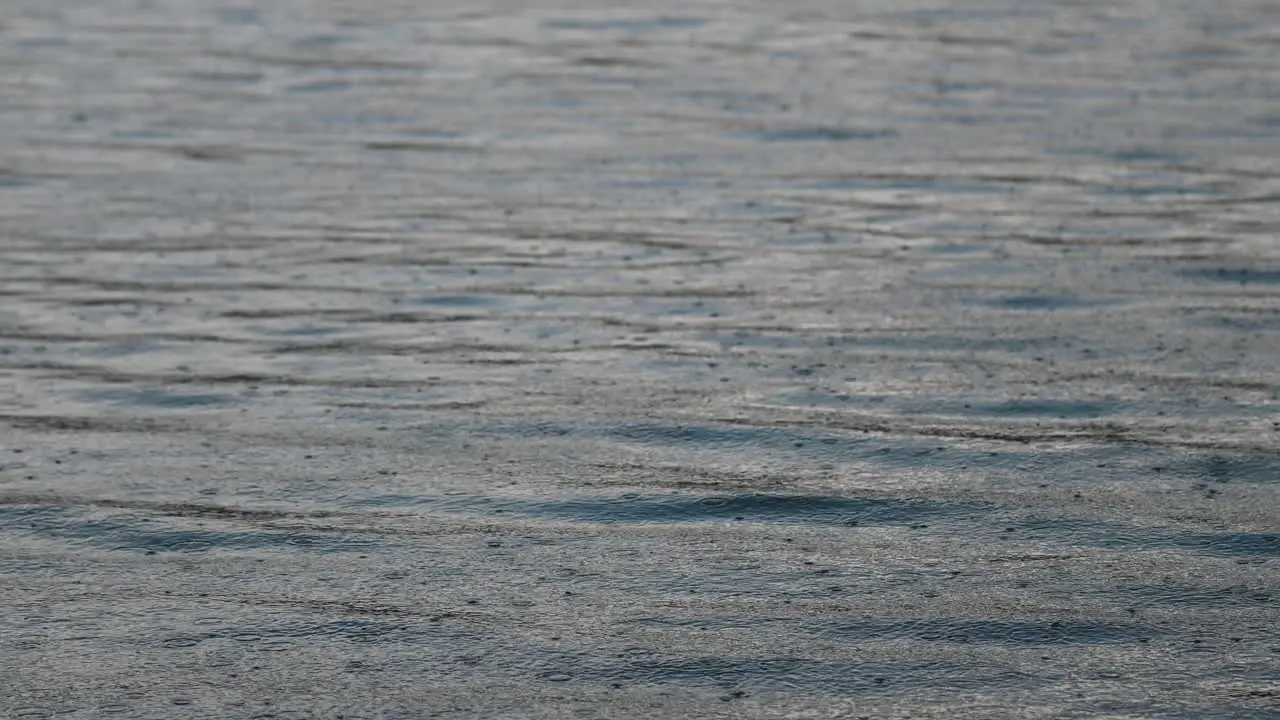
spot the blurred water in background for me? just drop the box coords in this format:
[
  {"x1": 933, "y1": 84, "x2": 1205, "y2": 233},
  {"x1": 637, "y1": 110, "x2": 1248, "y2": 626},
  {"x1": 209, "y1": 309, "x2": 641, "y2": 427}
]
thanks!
[{"x1": 1, "y1": 1, "x2": 1278, "y2": 717}]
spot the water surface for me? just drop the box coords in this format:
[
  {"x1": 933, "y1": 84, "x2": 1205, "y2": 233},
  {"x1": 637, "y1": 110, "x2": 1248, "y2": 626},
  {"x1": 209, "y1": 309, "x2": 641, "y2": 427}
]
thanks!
[{"x1": 1, "y1": 1, "x2": 1278, "y2": 717}]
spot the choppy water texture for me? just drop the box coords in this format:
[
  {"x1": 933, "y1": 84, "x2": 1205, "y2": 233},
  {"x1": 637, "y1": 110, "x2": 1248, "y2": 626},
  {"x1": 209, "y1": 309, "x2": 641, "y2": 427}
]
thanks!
[{"x1": 2, "y1": 0, "x2": 1279, "y2": 717}]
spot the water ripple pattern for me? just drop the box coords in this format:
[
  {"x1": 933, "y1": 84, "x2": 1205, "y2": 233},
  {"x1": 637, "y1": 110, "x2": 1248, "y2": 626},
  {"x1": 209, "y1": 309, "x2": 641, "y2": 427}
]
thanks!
[{"x1": 1, "y1": 1, "x2": 1277, "y2": 718}]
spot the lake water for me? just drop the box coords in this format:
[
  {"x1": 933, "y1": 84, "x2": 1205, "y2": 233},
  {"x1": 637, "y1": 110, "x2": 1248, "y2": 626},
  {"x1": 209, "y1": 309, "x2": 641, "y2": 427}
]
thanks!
[{"x1": 1, "y1": 1, "x2": 1278, "y2": 717}]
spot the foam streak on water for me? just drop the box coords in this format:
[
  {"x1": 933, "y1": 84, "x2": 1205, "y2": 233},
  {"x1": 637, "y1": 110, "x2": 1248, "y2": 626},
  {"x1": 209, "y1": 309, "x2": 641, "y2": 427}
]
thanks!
[{"x1": 1, "y1": 1, "x2": 1278, "y2": 717}]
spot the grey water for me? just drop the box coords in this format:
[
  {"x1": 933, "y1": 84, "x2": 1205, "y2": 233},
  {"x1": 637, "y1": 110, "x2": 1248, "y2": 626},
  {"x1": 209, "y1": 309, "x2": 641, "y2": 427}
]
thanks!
[{"x1": 1, "y1": 0, "x2": 1278, "y2": 717}]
